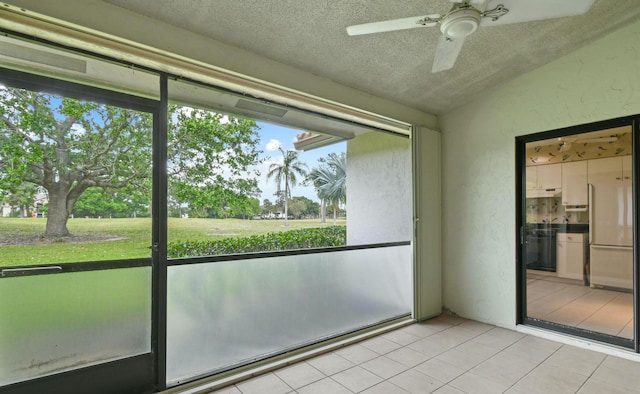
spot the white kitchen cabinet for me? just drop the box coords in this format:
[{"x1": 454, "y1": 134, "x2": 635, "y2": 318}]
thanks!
[
  {"x1": 526, "y1": 163, "x2": 561, "y2": 190},
  {"x1": 561, "y1": 161, "x2": 588, "y2": 206},
  {"x1": 588, "y1": 155, "x2": 631, "y2": 181},
  {"x1": 556, "y1": 233, "x2": 585, "y2": 280}
]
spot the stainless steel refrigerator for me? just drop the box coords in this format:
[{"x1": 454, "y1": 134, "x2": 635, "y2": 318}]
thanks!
[{"x1": 588, "y1": 156, "x2": 633, "y2": 290}]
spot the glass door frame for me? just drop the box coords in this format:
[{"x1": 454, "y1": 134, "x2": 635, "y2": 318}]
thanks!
[
  {"x1": 515, "y1": 115, "x2": 640, "y2": 351},
  {"x1": 0, "y1": 68, "x2": 161, "y2": 394}
]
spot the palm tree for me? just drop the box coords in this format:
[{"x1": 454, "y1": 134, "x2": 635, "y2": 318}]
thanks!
[
  {"x1": 266, "y1": 147, "x2": 308, "y2": 226},
  {"x1": 308, "y1": 152, "x2": 346, "y2": 225}
]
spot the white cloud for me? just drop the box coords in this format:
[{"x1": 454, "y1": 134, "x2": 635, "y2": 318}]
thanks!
[
  {"x1": 265, "y1": 138, "x2": 282, "y2": 152},
  {"x1": 70, "y1": 123, "x2": 86, "y2": 137}
]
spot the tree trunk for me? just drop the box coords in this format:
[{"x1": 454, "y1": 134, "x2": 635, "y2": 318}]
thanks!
[
  {"x1": 283, "y1": 198, "x2": 289, "y2": 226},
  {"x1": 320, "y1": 200, "x2": 326, "y2": 224},
  {"x1": 332, "y1": 206, "x2": 337, "y2": 226},
  {"x1": 44, "y1": 191, "x2": 71, "y2": 237},
  {"x1": 283, "y1": 182, "x2": 289, "y2": 226}
]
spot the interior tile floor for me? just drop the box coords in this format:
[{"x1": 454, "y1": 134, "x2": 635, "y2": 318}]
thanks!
[
  {"x1": 527, "y1": 272, "x2": 633, "y2": 339},
  {"x1": 210, "y1": 314, "x2": 640, "y2": 394}
]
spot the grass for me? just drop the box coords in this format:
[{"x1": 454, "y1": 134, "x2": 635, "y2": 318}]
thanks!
[{"x1": 0, "y1": 217, "x2": 346, "y2": 267}]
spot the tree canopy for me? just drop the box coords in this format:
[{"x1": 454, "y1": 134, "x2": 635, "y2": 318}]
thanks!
[{"x1": 0, "y1": 86, "x2": 262, "y2": 236}]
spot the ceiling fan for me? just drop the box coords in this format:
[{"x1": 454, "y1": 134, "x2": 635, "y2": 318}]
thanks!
[
  {"x1": 557, "y1": 135, "x2": 618, "y2": 151},
  {"x1": 346, "y1": 0, "x2": 596, "y2": 73}
]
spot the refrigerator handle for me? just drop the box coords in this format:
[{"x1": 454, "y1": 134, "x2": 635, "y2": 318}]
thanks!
[{"x1": 588, "y1": 183, "x2": 593, "y2": 245}]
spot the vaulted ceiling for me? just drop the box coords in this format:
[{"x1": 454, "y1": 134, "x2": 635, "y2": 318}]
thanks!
[{"x1": 102, "y1": 1, "x2": 640, "y2": 115}]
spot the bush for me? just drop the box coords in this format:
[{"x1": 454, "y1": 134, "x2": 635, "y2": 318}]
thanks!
[{"x1": 167, "y1": 226, "x2": 346, "y2": 258}]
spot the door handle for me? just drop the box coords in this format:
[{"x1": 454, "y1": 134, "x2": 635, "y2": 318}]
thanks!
[
  {"x1": 588, "y1": 184, "x2": 593, "y2": 245},
  {"x1": 1, "y1": 266, "x2": 63, "y2": 278},
  {"x1": 590, "y1": 245, "x2": 633, "y2": 251}
]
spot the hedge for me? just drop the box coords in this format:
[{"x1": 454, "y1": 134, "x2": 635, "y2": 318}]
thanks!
[{"x1": 167, "y1": 225, "x2": 346, "y2": 258}]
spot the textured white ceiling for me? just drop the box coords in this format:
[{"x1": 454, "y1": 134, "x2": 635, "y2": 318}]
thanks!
[{"x1": 103, "y1": 0, "x2": 640, "y2": 115}]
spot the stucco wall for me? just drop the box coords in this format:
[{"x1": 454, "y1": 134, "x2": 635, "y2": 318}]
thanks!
[
  {"x1": 439, "y1": 19, "x2": 640, "y2": 327},
  {"x1": 346, "y1": 132, "x2": 412, "y2": 245}
]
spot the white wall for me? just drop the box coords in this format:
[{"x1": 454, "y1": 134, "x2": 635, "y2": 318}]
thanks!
[
  {"x1": 346, "y1": 132, "x2": 412, "y2": 245},
  {"x1": 439, "y1": 19, "x2": 640, "y2": 327}
]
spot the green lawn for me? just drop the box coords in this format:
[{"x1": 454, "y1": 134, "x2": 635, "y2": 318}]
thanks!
[{"x1": 0, "y1": 217, "x2": 345, "y2": 267}]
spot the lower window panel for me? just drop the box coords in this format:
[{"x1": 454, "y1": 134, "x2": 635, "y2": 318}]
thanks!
[
  {"x1": 0, "y1": 267, "x2": 152, "y2": 387},
  {"x1": 166, "y1": 244, "x2": 413, "y2": 384}
]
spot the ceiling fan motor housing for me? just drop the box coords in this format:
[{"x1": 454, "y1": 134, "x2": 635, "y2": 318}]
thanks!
[{"x1": 440, "y1": 8, "x2": 481, "y2": 38}]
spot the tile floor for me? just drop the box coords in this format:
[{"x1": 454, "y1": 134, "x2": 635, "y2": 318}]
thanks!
[
  {"x1": 210, "y1": 314, "x2": 640, "y2": 394},
  {"x1": 527, "y1": 273, "x2": 633, "y2": 338}
]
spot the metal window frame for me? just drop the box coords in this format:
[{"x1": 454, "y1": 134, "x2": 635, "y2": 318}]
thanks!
[{"x1": 0, "y1": 68, "x2": 161, "y2": 394}]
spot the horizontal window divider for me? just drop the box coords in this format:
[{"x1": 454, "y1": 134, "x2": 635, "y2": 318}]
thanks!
[
  {"x1": 167, "y1": 240, "x2": 411, "y2": 267},
  {"x1": 0, "y1": 258, "x2": 152, "y2": 277},
  {"x1": 169, "y1": 74, "x2": 410, "y2": 139}
]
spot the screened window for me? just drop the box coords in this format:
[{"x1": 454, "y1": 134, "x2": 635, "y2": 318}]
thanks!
[{"x1": 166, "y1": 79, "x2": 412, "y2": 259}]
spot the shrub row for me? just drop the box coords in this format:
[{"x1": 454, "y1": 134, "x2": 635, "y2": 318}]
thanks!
[{"x1": 167, "y1": 226, "x2": 346, "y2": 258}]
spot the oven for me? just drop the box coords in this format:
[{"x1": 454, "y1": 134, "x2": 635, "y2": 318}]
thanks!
[{"x1": 525, "y1": 228, "x2": 557, "y2": 272}]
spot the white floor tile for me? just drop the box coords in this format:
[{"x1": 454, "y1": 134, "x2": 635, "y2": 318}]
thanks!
[
  {"x1": 388, "y1": 369, "x2": 444, "y2": 394},
  {"x1": 332, "y1": 366, "x2": 383, "y2": 393},
  {"x1": 360, "y1": 355, "x2": 409, "y2": 379},
  {"x1": 296, "y1": 377, "x2": 353, "y2": 394},
  {"x1": 306, "y1": 353, "x2": 354, "y2": 376},
  {"x1": 335, "y1": 344, "x2": 380, "y2": 364},
  {"x1": 274, "y1": 362, "x2": 325, "y2": 390},
  {"x1": 509, "y1": 363, "x2": 588, "y2": 394},
  {"x1": 235, "y1": 373, "x2": 292, "y2": 394}
]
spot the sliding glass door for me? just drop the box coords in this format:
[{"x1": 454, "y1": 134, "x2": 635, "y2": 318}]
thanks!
[
  {"x1": 517, "y1": 117, "x2": 638, "y2": 349},
  {"x1": 0, "y1": 69, "x2": 159, "y2": 393}
]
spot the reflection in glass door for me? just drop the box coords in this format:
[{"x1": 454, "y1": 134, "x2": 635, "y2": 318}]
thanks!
[
  {"x1": 0, "y1": 69, "x2": 157, "y2": 393},
  {"x1": 522, "y1": 124, "x2": 634, "y2": 344}
]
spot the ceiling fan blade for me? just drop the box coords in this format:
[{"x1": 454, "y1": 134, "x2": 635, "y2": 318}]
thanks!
[
  {"x1": 432, "y1": 35, "x2": 466, "y2": 73},
  {"x1": 346, "y1": 14, "x2": 440, "y2": 36},
  {"x1": 480, "y1": 0, "x2": 595, "y2": 27}
]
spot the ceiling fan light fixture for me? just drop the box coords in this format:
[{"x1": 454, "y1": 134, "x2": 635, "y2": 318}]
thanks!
[{"x1": 440, "y1": 8, "x2": 481, "y2": 38}]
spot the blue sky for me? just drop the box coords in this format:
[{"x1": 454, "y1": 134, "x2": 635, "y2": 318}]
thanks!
[{"x1": 255, "y1": 122, "x2": 345, "y2": 203}]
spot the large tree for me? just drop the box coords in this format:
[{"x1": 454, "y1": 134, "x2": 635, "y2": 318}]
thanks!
[
  {"x1": 266, "y1": 147, "x2": 308, "y2": 226},
  {"x1": 0, "y1": 86, "x2": 262, "y2": 237},
  {"x1": 0, "y1": 87, "x2": 152, "y2": 237}
]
